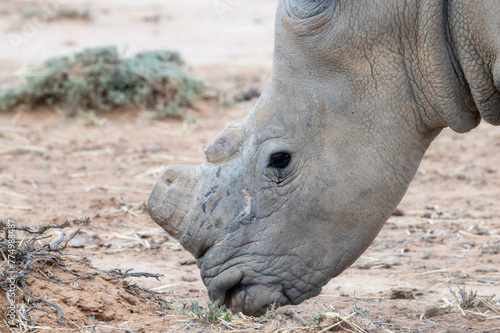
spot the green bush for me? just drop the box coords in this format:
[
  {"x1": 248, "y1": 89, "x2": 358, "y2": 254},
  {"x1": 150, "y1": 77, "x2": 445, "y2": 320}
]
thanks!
[
  {"x1": 0, "y1": 46, "x2": 206, "y2": 118},
  {"x1": 176, "y1": 299, "x2": 231, "y2": 324}
]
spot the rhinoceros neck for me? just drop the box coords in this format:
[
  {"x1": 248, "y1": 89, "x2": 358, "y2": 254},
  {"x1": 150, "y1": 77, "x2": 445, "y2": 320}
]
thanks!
[
  {"x1": 398, "y1": 0, "x2": 481, "y2": 133},
  {"x1": 446, "y1": 0, "x2": 500, "y2": 128}
]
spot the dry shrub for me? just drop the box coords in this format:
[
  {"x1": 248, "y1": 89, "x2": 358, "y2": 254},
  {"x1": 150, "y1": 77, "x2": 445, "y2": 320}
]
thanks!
[
  {"x1": 0, "y1": 46, "x2": 206, "y2": 118},
  {"x1": 0, "y1": 219, "x2": 169, "y2": 332}
]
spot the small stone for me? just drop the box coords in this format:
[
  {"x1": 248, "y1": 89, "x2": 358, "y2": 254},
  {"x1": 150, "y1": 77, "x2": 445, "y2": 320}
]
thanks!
[
  {"x1": 171, "y1": 245, "x2": 182, "y2": 252},
  {"x1": 387, "y1": 288, "x2": 414, "y2": 299},
  {"x1": 179, "y1": 257, "x2": 196, "y2": 265},
  {"x1": 234, "y1": 88, "x2": 261, "y2": 102},
  {"x1": 392, "y1": 207, "x2": 405, "y2": 216},
  {"x1": 358, "y1": 261, "x2": 374, "y2": 269},
  {"x1": 189, "y1": 289, "x2": 202, "y2": 293},
  {"x1": 181, "y1": 274, "x2": 198, "y2": 282},
  {"x1": 452, "y1": 270, "x2": 468, "y2": 278},
  {"x1": 383, "y1": 259, "x2": 401, "y2": 268},
  {"x1": 424, "y1": 305, "x2": 440, "y2": 318}
]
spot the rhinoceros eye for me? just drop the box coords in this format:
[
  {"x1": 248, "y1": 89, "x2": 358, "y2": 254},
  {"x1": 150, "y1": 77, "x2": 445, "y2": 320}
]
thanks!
[{"x1": 269, "y1": 152, "x2": 291, "y2": 169}]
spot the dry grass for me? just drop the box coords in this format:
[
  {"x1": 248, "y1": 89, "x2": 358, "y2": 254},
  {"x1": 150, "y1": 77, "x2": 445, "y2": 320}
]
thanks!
[{"x1": 1, "y1": 214, "x2": 499, "y2": 332}]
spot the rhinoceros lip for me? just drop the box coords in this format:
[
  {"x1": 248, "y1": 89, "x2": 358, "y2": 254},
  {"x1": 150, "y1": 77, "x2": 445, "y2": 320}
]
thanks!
[
  {"x1": 223, "y1": 282, "x2": 294, "y2": 317},
  {"x1": 199, "y1": 254, "x2": 277, "y2": 316},
  {"x1": 224, "y1": 283, "x2": 274, "y2": 317}
]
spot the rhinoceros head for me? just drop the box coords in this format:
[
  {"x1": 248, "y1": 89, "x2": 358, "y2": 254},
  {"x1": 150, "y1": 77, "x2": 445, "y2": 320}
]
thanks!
[{"x1": 149, "y1": 0, "x2": 500, "y2": 316}]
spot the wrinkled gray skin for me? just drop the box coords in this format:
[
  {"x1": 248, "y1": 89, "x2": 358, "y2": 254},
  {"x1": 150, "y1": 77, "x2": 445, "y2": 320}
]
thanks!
[{"x1": 148, "y1": 0, "x2": 500, "y2": 316}]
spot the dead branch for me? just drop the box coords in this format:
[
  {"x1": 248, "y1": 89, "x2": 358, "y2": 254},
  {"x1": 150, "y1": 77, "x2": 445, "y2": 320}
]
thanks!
[{"x1": 100, "y1": 268, "x2": 164, "y2": 280}]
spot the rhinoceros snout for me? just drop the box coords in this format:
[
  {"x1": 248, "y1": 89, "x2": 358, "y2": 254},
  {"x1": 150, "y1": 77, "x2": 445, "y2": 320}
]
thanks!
[{"x1": 147, "y1": 165, "x2": 201, "y2": 240}]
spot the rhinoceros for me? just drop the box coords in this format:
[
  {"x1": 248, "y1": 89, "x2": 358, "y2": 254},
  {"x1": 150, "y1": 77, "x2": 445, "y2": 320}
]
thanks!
[{"x1": 148, "y1": 0, "x2": 500, "y2": 316}]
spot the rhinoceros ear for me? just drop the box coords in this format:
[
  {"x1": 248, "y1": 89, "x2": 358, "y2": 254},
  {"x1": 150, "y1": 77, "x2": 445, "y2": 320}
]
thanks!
[{"x1": 285, "y1": 0, "x2": 337, "y2": 20}]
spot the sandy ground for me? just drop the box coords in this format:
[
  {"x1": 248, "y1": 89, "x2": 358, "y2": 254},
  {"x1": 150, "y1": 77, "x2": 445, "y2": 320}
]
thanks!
[{"x1": 1, "y1": 1, "x2": 499, "y2": 332}]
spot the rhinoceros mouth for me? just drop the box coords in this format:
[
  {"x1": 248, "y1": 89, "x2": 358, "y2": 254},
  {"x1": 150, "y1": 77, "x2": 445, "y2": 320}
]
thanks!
[
  {"x1": 199, "y1": 253, "x2": 295, "y2": 316},
  {"x1": 224, "y1": 282, "x2": 293, "y2": 316}
]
